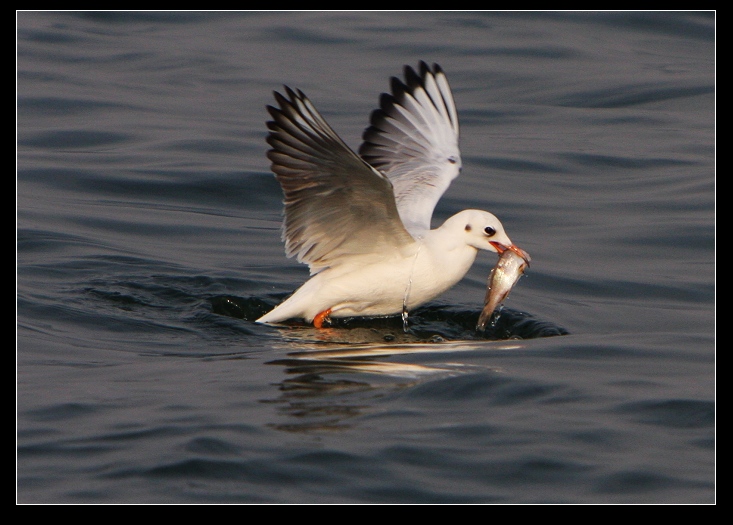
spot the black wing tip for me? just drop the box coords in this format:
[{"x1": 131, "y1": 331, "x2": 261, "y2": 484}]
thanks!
[
  {"x1": 387, "y1": 61, "x2": 446, "y2": 103},
  {"x1": 271, "y1": 88, "x2": 288, "y2": 107},
  {"x1": 359, "y1": 102, "x2": 392, "y2": 149},
  {"x1": 266, "y1": 89, "x2": 307, "y2": 155},
  {"x1": 368, "y1": 62, "x2": 441, "y2": 127},
  {"x1": 358, "y1": 122, "x2": 383, "y2": 159},
  {"x1": 416, "y1": 59, "x2": 439, "y2": 72},
  {"x1": 266, "y1": 85, "x2": 314, "y2": 133},
  {"x1": 403, "y1": 64, "x2": 422, "y2": 89},
  {"x1": 359, "y1": 61, "x2": 448, "y2": 155},
  {"x1": 269, "y1": 86, "x2": 311, "y2": 114},
  {"x1": 406, "y1": 61, "x2": 444, "y2": 85}
]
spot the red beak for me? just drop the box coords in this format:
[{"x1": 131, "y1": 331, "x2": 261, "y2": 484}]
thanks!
[{"x1": 489, "y1": 242, "x2": 531, "y2": 265}]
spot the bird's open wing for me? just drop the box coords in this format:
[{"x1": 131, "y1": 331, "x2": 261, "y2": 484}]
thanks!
[
  {"x1": 359, "y1": 62, "x2": 461, "y2": 237},
  {"x1": 267, "y1": 87, "x2": 416, "y2": 275}
]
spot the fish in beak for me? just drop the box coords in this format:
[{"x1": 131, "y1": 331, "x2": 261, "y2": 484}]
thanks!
[{"x1": 477, "y1": 244, "x2": 531, "y2": 331}]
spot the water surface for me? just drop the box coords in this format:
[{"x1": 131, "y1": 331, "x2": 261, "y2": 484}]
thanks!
[{"x1": 17, "y1": 11, "x2": 715, "y2": 503}]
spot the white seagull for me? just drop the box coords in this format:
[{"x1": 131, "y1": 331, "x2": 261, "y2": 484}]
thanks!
[{"x1": 256, "y1": 61, "x2": 527, "y2": 328}]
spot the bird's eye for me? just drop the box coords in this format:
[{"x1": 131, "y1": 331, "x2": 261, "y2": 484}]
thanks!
[{"x1": 484, "y1": 226, "x2": 496, "y2": 237}]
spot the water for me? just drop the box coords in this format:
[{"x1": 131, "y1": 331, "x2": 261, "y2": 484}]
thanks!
[{"x1": 17, "y1": 11, "x2": 715, "y2": 503}]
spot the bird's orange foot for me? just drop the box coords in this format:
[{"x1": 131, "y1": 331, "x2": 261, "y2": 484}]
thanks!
[{"x1": 313, "y1": 308, "x2": 332, "y2": 329}]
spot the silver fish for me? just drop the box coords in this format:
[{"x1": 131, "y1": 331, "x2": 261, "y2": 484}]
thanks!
[{"x1": 476, "y1": 246, "x2": 531, "y2": 331}]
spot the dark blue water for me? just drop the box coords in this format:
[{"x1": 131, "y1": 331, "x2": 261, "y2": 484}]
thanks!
[{"x1": 17, "y1": 11, "x2": 715, "y2": 503}]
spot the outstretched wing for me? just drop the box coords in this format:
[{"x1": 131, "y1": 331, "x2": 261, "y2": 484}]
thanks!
[
  {"x1": 266, "y1": 87, "x2": 416, "y2": 275},
  {"x1": 359, "y1": 61, "x2": 461, "y2": 237}
]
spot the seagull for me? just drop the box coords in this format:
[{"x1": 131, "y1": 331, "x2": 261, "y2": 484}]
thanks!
[{"x1": 256, "y1": 61, "x2": 527, "y2": 328}]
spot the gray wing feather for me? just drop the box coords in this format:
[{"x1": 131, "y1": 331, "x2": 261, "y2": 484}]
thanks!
[
  {"x1": 267, "y1": 87, "x2": 415, "y2": 274},
  {"x1": 359, "y1": 62, "x2": 462, "y2": 236}
]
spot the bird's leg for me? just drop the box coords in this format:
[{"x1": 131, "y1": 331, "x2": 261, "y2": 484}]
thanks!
[{"x1": 313, "y1": 308, "x2": 332, "y2": 328}]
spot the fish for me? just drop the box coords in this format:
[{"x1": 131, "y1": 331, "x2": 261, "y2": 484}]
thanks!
[{"x1": 476, "y1": 246, "x2": 531, "y2": 331}]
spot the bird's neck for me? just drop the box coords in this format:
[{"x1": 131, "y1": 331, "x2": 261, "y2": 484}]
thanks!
[{"x1": 421, "y1": 228, "x2": 479, "y2": 278}]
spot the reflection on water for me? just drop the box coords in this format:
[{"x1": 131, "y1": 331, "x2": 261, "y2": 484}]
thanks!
[
  {"x1": 249, "y1": 292, "x2": 563, "y2": 432},
  {"x1": 263, "y1": 337, "x2": 518, "y2": 433}
]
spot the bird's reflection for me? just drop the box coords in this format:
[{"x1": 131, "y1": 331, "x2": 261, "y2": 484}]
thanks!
[{"x1": 263, "y1": 325, "x2": 519, "y2": 433}]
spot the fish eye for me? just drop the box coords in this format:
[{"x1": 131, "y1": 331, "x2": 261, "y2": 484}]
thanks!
[{"x1": 484, "y1": 226, "x2": 496, "y2": 237}]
